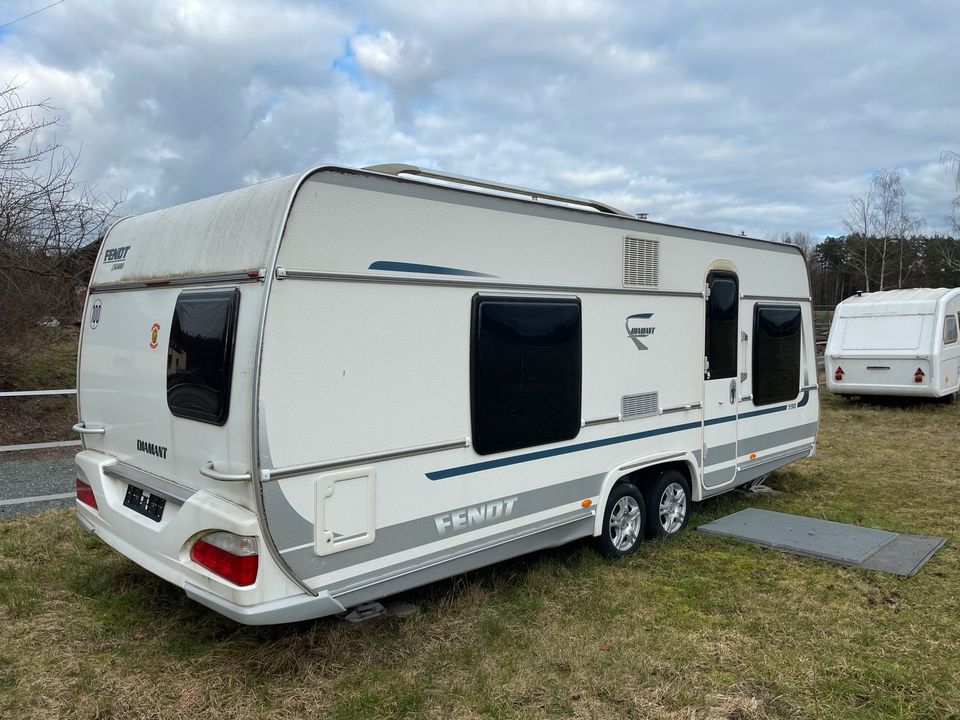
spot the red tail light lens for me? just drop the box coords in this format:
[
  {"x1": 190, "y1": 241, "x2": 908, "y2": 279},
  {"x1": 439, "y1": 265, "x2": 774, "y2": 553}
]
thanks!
[
  {"x1": 76, "y1": 478, "x2": 98, "y2": 509},
  {"x1": 190, "y1": 532, "x2": 259, "y2": 587}
]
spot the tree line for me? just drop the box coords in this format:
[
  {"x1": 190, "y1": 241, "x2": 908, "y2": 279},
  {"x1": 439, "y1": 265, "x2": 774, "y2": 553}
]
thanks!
[{"x1": 777, "y1": 160, "x2": 960, "y2": 307}]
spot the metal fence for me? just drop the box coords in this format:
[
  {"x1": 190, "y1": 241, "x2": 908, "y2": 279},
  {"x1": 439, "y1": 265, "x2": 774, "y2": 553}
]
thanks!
[{"x1": 0, "y1": 389, "x2": 80, "y2": 453}]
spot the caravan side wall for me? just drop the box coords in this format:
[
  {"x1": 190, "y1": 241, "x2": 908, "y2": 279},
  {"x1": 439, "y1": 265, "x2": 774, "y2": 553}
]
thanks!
[{"x1": 255, "y1": 169, "x2": 819, "y2": 605}]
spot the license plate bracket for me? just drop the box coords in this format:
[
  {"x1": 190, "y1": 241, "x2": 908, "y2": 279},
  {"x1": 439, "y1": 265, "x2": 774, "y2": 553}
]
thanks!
[{"x1": 123, "y1": 484, "x2": 166, "y2": 522}]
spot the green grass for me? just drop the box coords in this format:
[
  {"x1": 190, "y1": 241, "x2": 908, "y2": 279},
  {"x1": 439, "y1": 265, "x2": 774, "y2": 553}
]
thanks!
[{"x1": 1, "y1": 392, "x2": 958, "y2": 719}]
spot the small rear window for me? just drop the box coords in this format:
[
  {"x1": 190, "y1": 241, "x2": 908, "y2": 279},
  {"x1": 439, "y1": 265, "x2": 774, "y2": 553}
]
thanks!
[
  {"x1": 167, "y1": 289, "x2": 240, "y2": 425},
  {"x1": 945, "y1": 315, "x2": 959, "y2": 345}
]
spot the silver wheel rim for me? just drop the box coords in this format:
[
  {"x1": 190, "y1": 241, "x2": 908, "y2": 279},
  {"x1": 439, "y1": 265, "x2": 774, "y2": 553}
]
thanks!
[
  {"x1": 659, "y1": 483, "x2": 687, "y2": 534},
  {"x1": 609, "y1": 496, "x2": 642, "y2": 551}
]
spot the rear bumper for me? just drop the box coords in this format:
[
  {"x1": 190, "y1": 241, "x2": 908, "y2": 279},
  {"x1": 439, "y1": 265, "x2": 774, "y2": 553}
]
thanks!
[
  {"x1": 825, "y1": 379, "x2": 943, "y2": 397},
  {"x1": 74, "y1": 449, "x2": 337, "y2": 624}
]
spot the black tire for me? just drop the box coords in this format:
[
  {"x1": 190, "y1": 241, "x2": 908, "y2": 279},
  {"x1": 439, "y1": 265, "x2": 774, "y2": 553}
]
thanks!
[
  {"x1": 595, "y1": 483, "x2": 646, "y2": 559},
  {"x1": 643, "y1": 469, "x2": 692, "y2": 539}
]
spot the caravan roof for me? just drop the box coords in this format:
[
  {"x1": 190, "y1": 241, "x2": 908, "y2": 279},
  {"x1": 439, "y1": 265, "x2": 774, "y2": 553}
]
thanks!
[{"x1": 836, "y1": 288, "x2": 960, "y2": 317}]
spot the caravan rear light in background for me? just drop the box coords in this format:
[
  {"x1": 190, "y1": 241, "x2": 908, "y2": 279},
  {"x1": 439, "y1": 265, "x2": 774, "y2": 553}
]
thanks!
[
  {"x1": 190, "y1": 531, "x2": 259, "y2": 586},
  {"x1": 915, "y1": 367, "x2": 925, "y2": 383},
  {"x1": 76, "y1": 477, "x2": 97, "y2": 509},
  {"x1": 834, "y1": 366, "x2": 844, "y2": 382}
]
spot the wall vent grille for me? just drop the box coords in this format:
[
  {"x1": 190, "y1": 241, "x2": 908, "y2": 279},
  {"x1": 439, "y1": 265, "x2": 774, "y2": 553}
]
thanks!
[
  {"x1": 621, "y1": 392, "x2": 659, "y2": 420},
  {"x1": 623, "y1": 237, "x2": 660, "y2": 287}
]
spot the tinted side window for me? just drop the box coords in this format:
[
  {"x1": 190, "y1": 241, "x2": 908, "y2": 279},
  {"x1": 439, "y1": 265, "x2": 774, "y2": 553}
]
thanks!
[
  {"x1": 471, "y1": 296, "x2": 582, "y2": 455},
  {"x1": 167, "y1": 289, "x2": 240, "y2": 425},
  {"x1": 706, "y1": 273, "x2": 738, "y2": 379},
  {"x1": 753, "y1": 304, "x2": 802, "y2": 406},
  {"x1": 944, "y1": 315, "x2": 958, "y2": 345}
]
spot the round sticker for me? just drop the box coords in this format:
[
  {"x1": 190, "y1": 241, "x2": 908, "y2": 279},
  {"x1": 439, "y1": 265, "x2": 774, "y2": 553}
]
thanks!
[
  {"x1": 149, "y1": 323, "x2": 161, "y2": 349},
  {"x1": 89, "y1": 299, "x2": 102, "y2": 329}
]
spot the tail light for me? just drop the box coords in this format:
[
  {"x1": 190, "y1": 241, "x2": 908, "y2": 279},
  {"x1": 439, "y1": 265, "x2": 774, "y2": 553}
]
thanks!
[
  {"x1": 76, "y1": 477, "x2": 98, "y2": 509},
  {"x1": 834, "y1": 366, "x2": 844, "y2": 382},
  {"x1": 915, "y1": 367, "x2": 925, "y2": 383},
  {"x1": 190, "y1": 531, "x2": 259, "y2": 586}
]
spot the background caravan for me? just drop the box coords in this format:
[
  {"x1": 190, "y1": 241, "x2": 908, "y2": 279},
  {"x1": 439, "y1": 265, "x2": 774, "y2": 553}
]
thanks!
[
  {"x1": 73, "y1": 164, "x2": 820, "y2": 624},
  {"x1": 825, "y1": 288, "x2": 960, "y2": 401}
]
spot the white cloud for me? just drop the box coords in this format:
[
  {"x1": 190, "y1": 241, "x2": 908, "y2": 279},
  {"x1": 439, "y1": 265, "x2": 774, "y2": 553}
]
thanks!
[{"x1": 0, "y1": 0, "x2": 955, "y2": 239}]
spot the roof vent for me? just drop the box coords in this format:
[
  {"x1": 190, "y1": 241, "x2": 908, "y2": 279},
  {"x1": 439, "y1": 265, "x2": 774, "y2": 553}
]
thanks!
[{"x1": 623, "y1": 237, "x2": 659, "y2": 287}]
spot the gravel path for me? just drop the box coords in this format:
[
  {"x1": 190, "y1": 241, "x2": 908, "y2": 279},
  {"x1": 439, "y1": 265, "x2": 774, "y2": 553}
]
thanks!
[{"x1": 0, "y1": 447, "x2": 77, "y2": 519}]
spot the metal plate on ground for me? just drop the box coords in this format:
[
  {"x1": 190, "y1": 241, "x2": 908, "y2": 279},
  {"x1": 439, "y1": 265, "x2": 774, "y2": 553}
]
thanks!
[
  {"x1": 859, "y1": 534, "x2": 947, "y2": 576},
  {"x1": 697, "y1": 508, "x2": 896, "y2": 564},
  {"x1": 697, "y1": 508, "x2": 945, "y2": 575}
]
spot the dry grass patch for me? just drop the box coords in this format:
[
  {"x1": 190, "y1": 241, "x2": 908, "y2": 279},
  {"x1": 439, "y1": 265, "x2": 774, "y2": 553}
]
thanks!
[{"x1": 1, "y1": 392, "x2": 959, "y2": 719}]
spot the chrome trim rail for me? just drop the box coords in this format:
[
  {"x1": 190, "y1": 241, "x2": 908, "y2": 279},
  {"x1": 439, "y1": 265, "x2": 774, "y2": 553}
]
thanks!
[
  {"x1": 742, "y1": 294, "x2": 811, "y2": 302},
  {"x1": 739, "y1": 395, "x2": 753, "y2": 402},
  {"x1": 104, "y1": 463, "x2": 195, "y2": 504},
  {"x1": 276, "y1": 267, "x2": 704, "y2": 299},
  {"x1": 200, "y1": 462, "x2": 253, "y2": 482},
  {"x1": 364, "y1": 163, "x2": 635, "y2": 218},
  {"x1": 660, "y1": 402, "x2": 702, "y2": 415},
  {"x1": 72, "y1": 423, "x2": 105, "y2": 435},
  {"x1": 800, "y1": 384, "x2": 819, "y2": 392},
  {"x1": 90, "y1": 270, "x2": 265, "y2": 294},
  {"x1": 737, "y1": 444, "x2": 813, "y2": 472},
  {"x1": 583, "y1": 415, "x2": 620, "y2": 428},
  {"x1": 263, "y1": 438, "x2": 472, "y2": 481}
]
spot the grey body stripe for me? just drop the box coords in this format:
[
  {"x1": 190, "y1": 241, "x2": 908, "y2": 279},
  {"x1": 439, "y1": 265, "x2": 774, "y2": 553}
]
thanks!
[
  {"x1": 268, "y1": 421, "x2": 819, "y2": 580},
  {"x1": 739, "y1": 422, "x2": 818, "y2": 456},
  {"x1": 703, "y1": 422, "x2": 819, "y2": 470},
  {"x1": 281, "y1": 473, "x2": 604, "y2": 579},
  {"x1": 701, "y1": 445, "x2": 814, "y2": 497},
  {"x1": 329, "y1": 513, "x2": 595, "y2": 606},
  {"x1": 261, "y1": 480, "x2": 315, "y2": 550}
]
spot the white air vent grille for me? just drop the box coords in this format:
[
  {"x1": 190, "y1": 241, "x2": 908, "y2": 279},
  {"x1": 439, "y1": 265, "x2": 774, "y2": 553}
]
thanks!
[
  {"x1": 623, "y1": 237, "x2": 660, "y2": 287},
  {"x1": 621, "y1": 392, "x2": 659, "y2": 420}
]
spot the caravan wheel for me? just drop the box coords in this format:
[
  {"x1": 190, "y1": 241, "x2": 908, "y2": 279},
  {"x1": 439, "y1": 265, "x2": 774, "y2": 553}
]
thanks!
[
  {"x1": 644, "y1": 469, "x2": 691, "y2": 539},
  {"x1": 595, "y1": 483, "x2": 646, "y2": 559}
]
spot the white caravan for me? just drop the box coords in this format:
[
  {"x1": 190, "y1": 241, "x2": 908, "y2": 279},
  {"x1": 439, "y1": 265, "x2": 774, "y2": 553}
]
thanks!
[
  {"x1": 74, "y1": 164, "x2": 820, "y2": 624},
  {"x1": 825, "y1": 288, "x2": 960, "y2": 400}
]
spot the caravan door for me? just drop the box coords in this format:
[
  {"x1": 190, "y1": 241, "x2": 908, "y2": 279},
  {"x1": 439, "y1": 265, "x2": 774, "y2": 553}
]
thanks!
[{"x1": 702, "y1": 271, "x2": 739, "y2": 489}]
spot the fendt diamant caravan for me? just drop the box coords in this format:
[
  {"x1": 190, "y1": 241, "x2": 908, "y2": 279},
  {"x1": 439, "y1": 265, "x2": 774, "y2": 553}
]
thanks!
[
  {"x1": 825, "y1": 288, "x2": 960, "y2": 401},
  {"x1": 73, "y1": 164, "x2": 819, "y2": 624}
]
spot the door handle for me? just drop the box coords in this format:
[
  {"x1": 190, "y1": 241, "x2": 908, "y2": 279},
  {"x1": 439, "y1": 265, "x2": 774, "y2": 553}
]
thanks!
[
  {"x1": 199, "y1": 462, "x2": 252, "y2": 482},
  {"x1": 72, "y1": 423, "x2": 105, "y2": 435},
  {"x1": 729, "y1": 379, "x2": 737, "y2": 404}
]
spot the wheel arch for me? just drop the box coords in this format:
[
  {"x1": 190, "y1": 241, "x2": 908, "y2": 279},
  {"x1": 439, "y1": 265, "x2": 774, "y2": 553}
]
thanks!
[{"x1": 591, "y1": 452, "x2": 699, "y2": 537}]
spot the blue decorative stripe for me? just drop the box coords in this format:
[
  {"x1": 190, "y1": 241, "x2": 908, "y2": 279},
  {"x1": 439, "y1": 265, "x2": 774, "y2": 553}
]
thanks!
[
  {"x1": 369, "y1": 261, "x2": 495, "y2": 278},
  {"x1": 428, "y1": 420, "x2": 703, "y2": 481},
  {"x1": 426, "y1": 391, "x2": 811, "y2": 481}
]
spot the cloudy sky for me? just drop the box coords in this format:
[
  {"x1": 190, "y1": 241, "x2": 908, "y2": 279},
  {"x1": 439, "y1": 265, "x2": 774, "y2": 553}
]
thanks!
[{"x1": 1, "y1": 0, "x2": 957, "y2": 239}]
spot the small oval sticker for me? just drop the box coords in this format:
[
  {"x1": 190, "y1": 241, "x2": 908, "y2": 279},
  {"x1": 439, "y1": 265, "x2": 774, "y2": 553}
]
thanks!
[
  {"x1": 149, "y1": 323, "x2": 160, "y2": 349},
  {"x1": 89, "y1": 299, "x2": 102, "y2": 329}
]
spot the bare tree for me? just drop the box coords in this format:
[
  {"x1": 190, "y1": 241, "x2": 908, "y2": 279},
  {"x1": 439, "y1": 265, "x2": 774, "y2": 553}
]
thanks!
[
  {"x1": 941, "y1": 151, "x2": 960, "y2": 258},
  {"x1": 0, "y1": 80, "x2": 120, "y2": 386},
  {"x1": 842, "y1": 169, "x2": 922, "y2": 291},
  {"x1": 775, "y1": 231, "x2": 815, "y2": 260}
]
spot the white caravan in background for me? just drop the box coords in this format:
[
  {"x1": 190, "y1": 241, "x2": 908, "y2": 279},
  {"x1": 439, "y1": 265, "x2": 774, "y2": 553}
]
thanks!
[
  {"x1": 73, "y1": 164, "x2": 820, "y2": 624},
  {"x1": 825, "y1": 288, "x2": 960, "y2": 401}
]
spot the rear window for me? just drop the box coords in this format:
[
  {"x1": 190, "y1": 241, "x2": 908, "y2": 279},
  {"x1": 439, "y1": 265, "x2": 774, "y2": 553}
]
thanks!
[
  {"x1": 167, "y1": 289, "x2": 240, "y2": 425},
  {"x1": 841, "y1": 315, "x2": 923, "y2": 350}
]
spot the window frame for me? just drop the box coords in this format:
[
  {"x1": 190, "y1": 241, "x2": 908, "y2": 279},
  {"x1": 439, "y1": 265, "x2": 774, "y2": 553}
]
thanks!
[
  {"x1": 943, "y1": 314, "x2": 959, "y2": 345},
  {"x1": 751, "y1": 303, "x2": 803, "y2": 407},
  {"x1": 705, "y1": 271, "x2": 739, "y2": 380},
  {"x1": 470, "y1": 294, "x2": 582, "y2": 456},
  {"x1": 166, "y1": 288, "x2": 241, "y2": 426}
]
